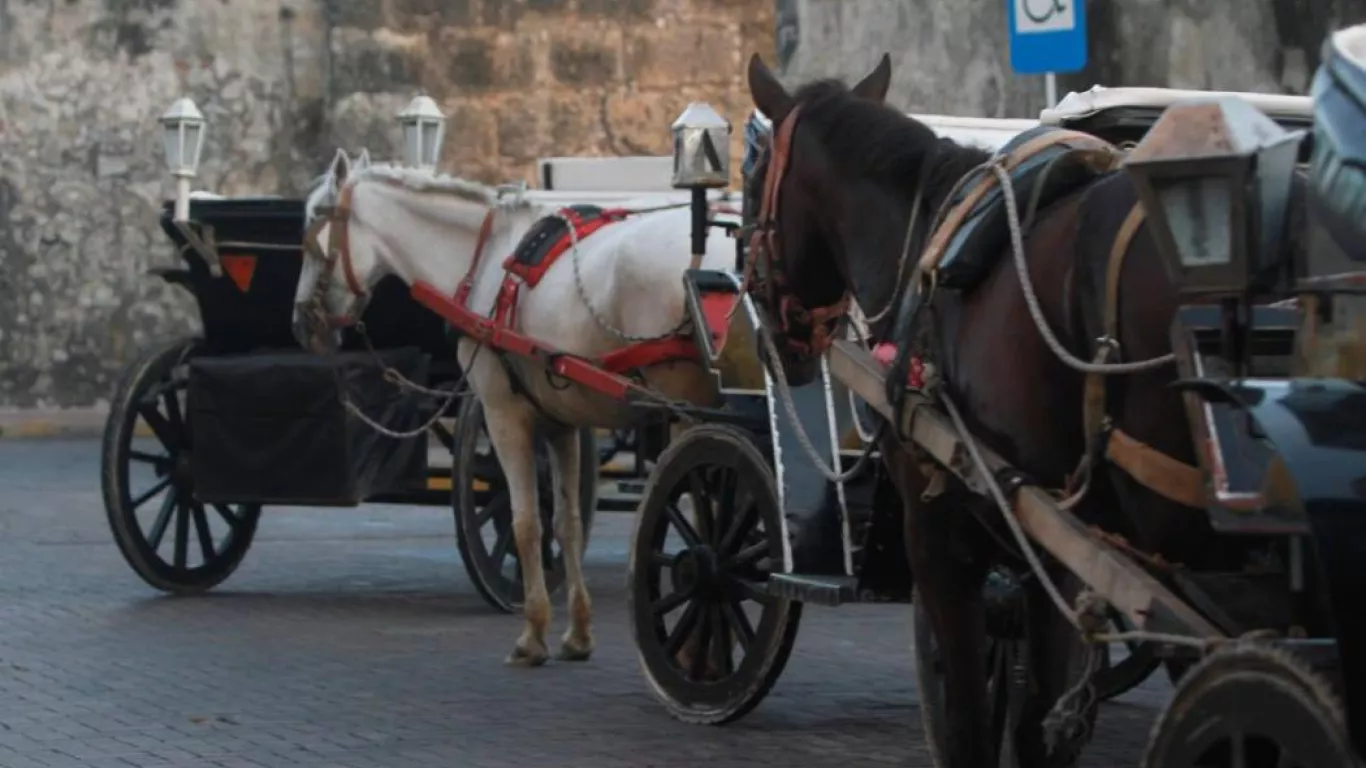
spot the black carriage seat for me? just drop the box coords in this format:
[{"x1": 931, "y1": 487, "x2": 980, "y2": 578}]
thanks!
[
  {"x1": 1309, "y1": 23, "x2": 1366, "y2": 264},
  {"x1": 924, "y1": 125, "x2": 1124, "y2": 292},
  {"x1": 502, "y1": 204, "x2": 628, "y2": 287}
]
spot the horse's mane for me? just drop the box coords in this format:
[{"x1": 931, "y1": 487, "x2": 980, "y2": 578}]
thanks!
[
  {"x1": 304, "y1": 155, "x2": 536, "y2": 223},
  {"x1": 790, "y1": 79, "x2": 990, "y2": 204}
]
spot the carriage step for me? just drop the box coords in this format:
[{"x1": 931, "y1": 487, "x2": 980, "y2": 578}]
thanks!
[{"x1": 766, "y1": 574, "x2": 858, "y2": 606}]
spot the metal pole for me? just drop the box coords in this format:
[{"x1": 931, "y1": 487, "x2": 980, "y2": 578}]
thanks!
[
  {"x1": 1045, "y1": 72, "x2": 1058, "y2": 108},
  {"x1": 689, "y1": 187, "x2": 707, "y2": 270},
  {"x1": 173, "y1": 175, "x2": 192, "y2": 222}
]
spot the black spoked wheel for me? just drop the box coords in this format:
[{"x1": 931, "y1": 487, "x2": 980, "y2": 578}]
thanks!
[
  {"x1": 100, "y1": 336, "x2": 261, "y2": 594},
  {"x1": 1140, "y1": 643, "x2": 1356, "y2": 768},
  {"x1": 1094, "y1": 606, "x2": 1163, "y2": 701},
  {"x1": 913, "y1": 569, "x2": 1030, "y2": 767},
  {"x1": 628, "y1": 423, "x2": 801, "y2": 725},
  {"x1": 452, "y1": 396, "x2": 598, "y2": 614}
]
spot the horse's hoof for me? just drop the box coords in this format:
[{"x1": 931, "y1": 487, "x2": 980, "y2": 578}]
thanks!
[
  {"x1": 557, "y1": 639, "x2": 594, "y2": 662},
  {"x1": 505, "y1": 643, "x2": 550, "y2": 668}
]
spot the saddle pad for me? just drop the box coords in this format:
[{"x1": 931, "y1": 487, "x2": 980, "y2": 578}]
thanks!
[
  {"x1": 502, "y1": 204, "x2": 627, "y2": 287},
  {"x1": 934, "y1": 125, "x2": 1121, "y2": 291},
  {"x1": 1309, "y1": 26, "x2": 1366, "y2": 262}
]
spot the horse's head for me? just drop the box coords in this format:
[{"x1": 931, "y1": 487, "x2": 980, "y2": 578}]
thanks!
[
  {"x1": 292, "y1": 149, "x2": 502, "y2": 354},
  {"x1": 293, "y1": 148, "x2": 374, "y2": 354},
  {"x1": 742, "y1": 52, "x2": 896, "y2": 386}
]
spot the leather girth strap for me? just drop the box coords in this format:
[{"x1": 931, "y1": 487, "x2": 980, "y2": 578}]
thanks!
[{"x1": 1082, "y1": 203, "x2": 1207, "y2": 510}]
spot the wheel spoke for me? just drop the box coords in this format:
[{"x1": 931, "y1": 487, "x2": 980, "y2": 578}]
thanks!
[
  {"x1": 489, "y1": 523, "x2": 514, "y2": 567},
  {"x1": 211, "y1": 504, "x2": 240, "y2": 529},
  {"x1": 1229, "y1": 731, "x2": 1246, "y2": 768},
  {"x1": 710, "y1": 603, "x2": 736, "y2": 676},
  {"x1": 146, "y1": 489, "x2": 178, "y2": 550},
  {"x1": 648, "y1": 552, "x2": 676, "y2": 570},
  {"x1": 162, "y1": 387, "x2": 185, "y2": 448},
  {"x1": 664, "y1": 600, "x2": 702, "y2": 658},
  {"x1": 730, "y1": 577, "x2": 768, "y2": 603},
  {"x1": 130, "y1": 450, "x2": 168, "y2": 466},
  {"x1": 652, "y1": 589, "x2": 690, "y2": 617},
  {"x1": 712, "y1": 466, "x2": 739, "y2": 547},
  {"x1": 725, "y1": 540, "x2": 769, "y2": 571},
  {"x1": 475, "y1": 495, "x2": 507, "y2": 528},
  {"x1": 686, "y1": 468, "x2": 714, "y2": 538},
  {"x1": 718, "y1": 494, "x2": 757, "y2": 556},
  {"x1": 688, "y1": 607, "x2": 714, "y2": 680},
  {"x1": 172, "y1": 501, "x2": 190, "y2": 569},
  {"x1": 665, "y1": 503, "x2": 703, "y2": 548},
  {"x1": 722, "y1": 599, "x2": 756, "y2": 651},
  {"x1": 190, "y1": 503, "x2": 215, "y2": 562},
  {"x1": 129, "y1": 476, "x2": 172, "y2": 511},
  {"x1": 136, "y1": 402, "x2": 180, "y2": 454}
]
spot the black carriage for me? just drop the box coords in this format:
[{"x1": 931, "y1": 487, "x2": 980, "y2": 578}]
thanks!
[{"x1": 100, "y1": 192, "x2": 621, "y2": 611}]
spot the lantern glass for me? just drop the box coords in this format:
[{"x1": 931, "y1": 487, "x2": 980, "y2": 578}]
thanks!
[
  {"x1": 162, "y1": 123, "x2": 184, "y2": 174},
  {"x1": 402, "y1": 121, "x2": 422, "y2": 167},
  {"x1": 1154, "y1": 175, "x2": 1236, "y2": 269},
  {"x1": 161, "y1": 120, "x2": 205, "y2": 176}
]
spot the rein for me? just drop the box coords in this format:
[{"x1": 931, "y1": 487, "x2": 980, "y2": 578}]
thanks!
[
  {"x1": 300, "y1": 182, "x2": 369, "y2": 331},
  {"x1": 747, "y1": 105, "x2": 850, "y2": 359}
]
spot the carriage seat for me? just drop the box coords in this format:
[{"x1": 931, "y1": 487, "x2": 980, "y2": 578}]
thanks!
[
  {"x1": 1308, "y1": 23, "x2": 1366, "y2": 263},
  {"x1": 922, "y1": 125, "x2": 1125, "y2": 291},
  {"x1": 502, "y1": 204, "x2": 629, "y2": 287}
]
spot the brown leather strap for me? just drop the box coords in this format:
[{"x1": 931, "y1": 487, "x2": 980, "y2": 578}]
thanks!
[
  {"x1": 454, "y1": 208, "x2": 498, "y2": 304},
  {"x1": 919, "y1": 130, "x2": 1119, "y2": 274},
  {"x1": 1105, "y1": 428, "x2": 1207, "y2": 509},
  {"x1": 332, "y1": 184, "x2": 366, "y2": 298},
  {"x1": 1082, "y1": 203, "x2": 1145, "y2": 442}
]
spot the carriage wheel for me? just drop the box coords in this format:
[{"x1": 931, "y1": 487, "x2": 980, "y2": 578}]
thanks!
[
  {"x1": 1140, "y1": 643, "x2": 1355, "y2": 768},
  {"x1": 912, "y1": 570, "x2": 1027, "y2": 767},
  {"x1": 452, "y1": 396, "x2": 598, "y2": 614},
  {"x1": 1093, "y1": 606, "x2": 1163, "y2": 701},
  {"x1": 100, "y1": 336, "x2": 261, "y2": 594},
  {"x1": 628, "y1": 423, "x2": 801, "y2": 725}
]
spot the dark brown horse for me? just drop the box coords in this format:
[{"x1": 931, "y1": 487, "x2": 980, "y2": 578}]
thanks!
[{"x1": 742, "y1": 54, "x2": 1227, "y2": 767}]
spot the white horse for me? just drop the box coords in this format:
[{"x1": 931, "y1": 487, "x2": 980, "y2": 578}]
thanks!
[{"x1": 292, "y1": 149, "x2": 740, "y2": 666}]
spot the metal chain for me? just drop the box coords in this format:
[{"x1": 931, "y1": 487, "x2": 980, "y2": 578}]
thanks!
[
  {"x1": 987, "y1": 160, "x2": 1175, "y2": 375},
  {"x1": 558, "y1": 208, "x2": 691, "y2": 343}
]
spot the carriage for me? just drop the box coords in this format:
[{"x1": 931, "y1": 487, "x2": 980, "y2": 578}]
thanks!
[{"x1": 99, "y1": 97, "x2": 705, "y2": 612}]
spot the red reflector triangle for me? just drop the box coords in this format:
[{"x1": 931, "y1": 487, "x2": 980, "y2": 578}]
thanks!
[{"x1": 220, "y1": 254, "x2": 256, "y2": 293}]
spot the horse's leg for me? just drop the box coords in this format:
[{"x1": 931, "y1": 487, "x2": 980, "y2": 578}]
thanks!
[
  {"x1": 1014, "y1": 566, "x2": 1096, "y2": 768},
  {"x1": 889, "y1": 444, "x2": 995, "y2": 768},
  {"x1": 482, "y1": 401, "x2": 553, "y2": 667},
  {"x1": 546, "y1": 424, "x2": 593, "y2": 661}
]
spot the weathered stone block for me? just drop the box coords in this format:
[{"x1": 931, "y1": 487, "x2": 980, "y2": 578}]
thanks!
[
  {"x1": 625, "y1": 23, "x2": 740, "y2": 88},
  {"x1": 329, "y1": 0, "x2": 386, "y2": 29},
  {"x1": 445, "y1": 38, "x2": 495, "y2": 90},
  {"x1": 524, "y1": 0, "x2": 569, "y2": 11},
  {"x1": 603, "y1": 88, "x2": 679, "y2": 156},
  {"x1": 331, "y1": 33, "x2": 425, "y2": 95},
  {"x1": 480, "y1": 0, "x2": 524, "y2": 29},
  {"x1": 496, "y1": 95, "x2": 545, "y2": 162},
  {"x1": 547, "y1": 94, "x2": 603, "y2": 156},
  {"x1": 491, "y1": 34, "x2": 539, "y2": 89},
  {"x1": 577, "y1": 0, "x2": 655, "y2": 21},
  {"x1": 441, "y1": 101, "x2": 500, "y2": 172},
  {"x1": 550, "y1": 37, "x2": 618, "y2": 86},
  {"x1": 389, "y1": 0, "x2": 475, "y2": 29}
]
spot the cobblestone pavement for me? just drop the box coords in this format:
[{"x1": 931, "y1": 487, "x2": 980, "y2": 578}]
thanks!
[{"x1": 0, "y1": 438, "x2": 1170, "y2": 768}]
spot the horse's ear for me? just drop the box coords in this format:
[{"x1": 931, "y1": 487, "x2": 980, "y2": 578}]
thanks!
[
  {"x1": 747, "y1": 53, "x2": 794, "y2": 125},
  {"x1": 850, "y1": 53, "x2": 892, "y2": 103},
  {"x1": 329, "y1": 148, "x2": 352, "y2": 184},
  {"x1": 354, "y1": 148, "x2": 372, "y2": 169}
]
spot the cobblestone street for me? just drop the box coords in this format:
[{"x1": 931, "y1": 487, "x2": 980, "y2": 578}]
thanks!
[{"x1": 0, "y1": 438, "x2": 1169, "y2": 768}]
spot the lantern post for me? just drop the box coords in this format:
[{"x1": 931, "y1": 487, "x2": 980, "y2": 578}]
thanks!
[
  {"x1": 159, "y1": 97, "x2": 207, "y2": 223},
  {"x1": 396, "y1": 94, "x2": 447, "y2": 170},
  {"x1": 670, "y1": 102, "x2": 731, "y2": 269}
]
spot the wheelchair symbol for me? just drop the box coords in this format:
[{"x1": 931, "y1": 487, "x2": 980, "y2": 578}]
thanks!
[{"x1": 1022, "y1": 0, "x2": 1067, "y2": 24}]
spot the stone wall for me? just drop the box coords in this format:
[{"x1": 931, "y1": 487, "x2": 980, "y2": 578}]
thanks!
[
  {"x1": 0, "y1": 0, "x2": 773, "y2": 409},
  {"x1": 777, "y1": 0, "x2": 1366, "y2": 118}
]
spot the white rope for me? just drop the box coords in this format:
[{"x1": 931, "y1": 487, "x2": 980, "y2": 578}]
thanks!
[{"x1": 986, "y1": 160, "x2": 1175, "y2": 375}]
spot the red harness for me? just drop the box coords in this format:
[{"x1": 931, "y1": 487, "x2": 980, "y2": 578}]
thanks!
[{"x1": 448, "y1": 206, "x2": 702, "y2": 376}]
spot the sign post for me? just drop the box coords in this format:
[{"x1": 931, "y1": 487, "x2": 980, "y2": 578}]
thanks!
[{"x1": 1006, "y1": 0, "x2": 1088, "y2": 107}]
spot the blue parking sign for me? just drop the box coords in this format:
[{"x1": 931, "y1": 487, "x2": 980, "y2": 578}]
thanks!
[{"x1": 1007, "y1": 0, "x2": 1088, "y2": 74}]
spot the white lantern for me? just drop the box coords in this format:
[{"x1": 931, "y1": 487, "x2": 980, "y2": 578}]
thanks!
[
  {"x1": 397, "y1": 95, "x2": 447, "y2": 170},
  {"x1": 159, "y1": 97, "x2": 207, "y2": 222},
  {"x1": 670, "y1": 101, "x2": 731, "y2": 189}
]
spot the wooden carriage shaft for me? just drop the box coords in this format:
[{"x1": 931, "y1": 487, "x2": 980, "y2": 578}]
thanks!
[{"x1": 827, "y1": 340, "x2": 1227, "y2": 641}]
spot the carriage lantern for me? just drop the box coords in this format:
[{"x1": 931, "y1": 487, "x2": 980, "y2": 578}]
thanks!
[
  {"x1": 670, "y1": 102, "x2": 731, "y2": 189},
  {"x1": 396, "y1": 94, "x2": 447, "y2": 171},
  {"x1": 159, "y1": 97, "x2": 206, "y2": 222},
  {"x1": 1122, "y1": 96, "x2": 1305, "y2": 297}
]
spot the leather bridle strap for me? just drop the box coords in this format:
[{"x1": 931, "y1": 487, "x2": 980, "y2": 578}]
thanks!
[{"x1": 454, "y1": 208, "x2": 498, "y2": 305}]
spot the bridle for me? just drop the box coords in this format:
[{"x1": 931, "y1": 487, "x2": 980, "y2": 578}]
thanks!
[
  {"x1": 298, "y1": 180, "x2": 370, "y2": 334},
  {"x1": 746, "y1": 105, "x2": 851, "y2": 360}
]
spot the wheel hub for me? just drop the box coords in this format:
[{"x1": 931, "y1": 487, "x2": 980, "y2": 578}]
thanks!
[
  {"x1": 672, "y1": 545, "x2": 720, "y2": 598},
  {"x1": 172, "y1": 453, "x2": 193, "y2": 487}
]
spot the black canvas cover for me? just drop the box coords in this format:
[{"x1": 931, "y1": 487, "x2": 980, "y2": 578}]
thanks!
[{"x1": 188, "y1": 347, "x2": 432, "y2": 506}]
